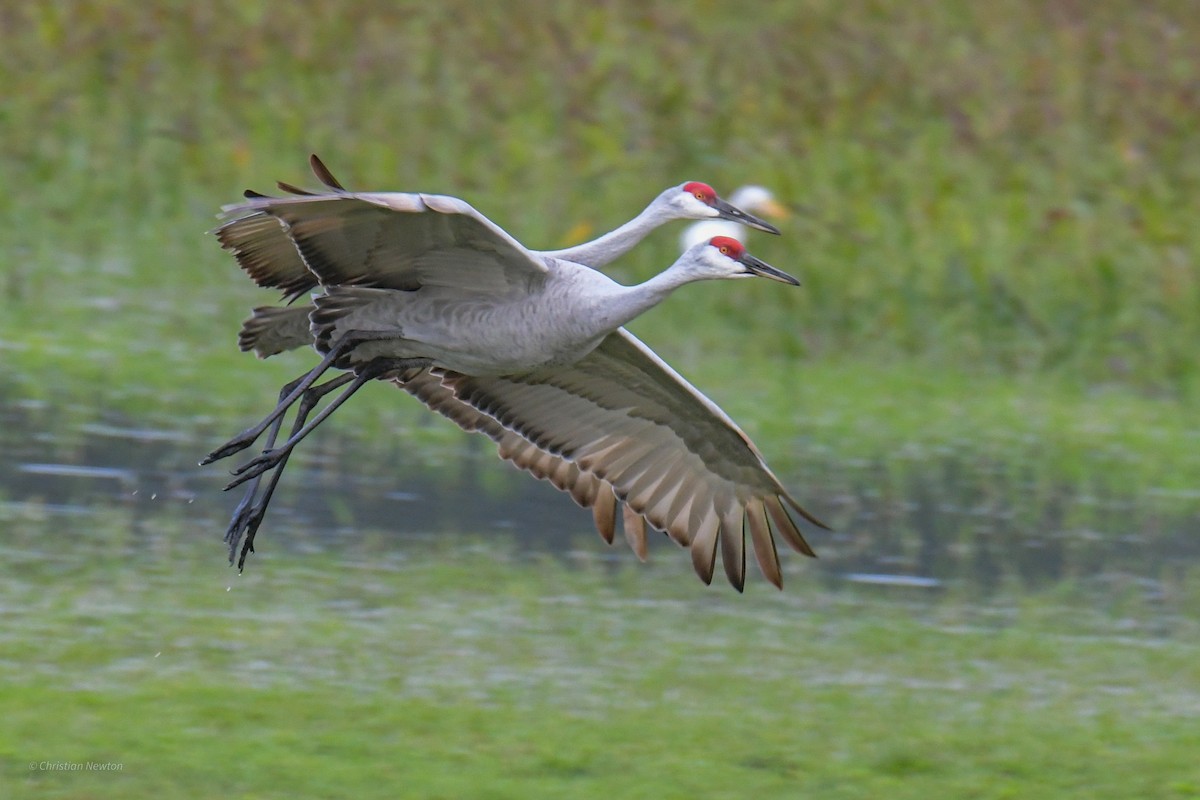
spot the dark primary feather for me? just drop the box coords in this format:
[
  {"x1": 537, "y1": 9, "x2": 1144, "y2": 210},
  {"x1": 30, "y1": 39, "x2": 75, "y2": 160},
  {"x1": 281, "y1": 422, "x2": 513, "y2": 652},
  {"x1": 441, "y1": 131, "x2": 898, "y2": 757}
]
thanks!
[
  {"x1": 218, "y1": 154, "x2": 351, "y2": 300},
  {"x1": 309, "y1": 153, "x2": 346, "y2": 191},
  {"x1": 214, "y1": 212, "x2": 317, "y2": 302}
]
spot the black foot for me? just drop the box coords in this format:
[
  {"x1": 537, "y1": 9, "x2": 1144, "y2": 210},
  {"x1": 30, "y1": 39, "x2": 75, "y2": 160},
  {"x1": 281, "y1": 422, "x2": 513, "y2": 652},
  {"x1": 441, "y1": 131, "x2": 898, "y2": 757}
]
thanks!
[
  {"x1": 224, "y1": 488, "x2": 259, "y2": 546},
  {"x1": 224, "y1": 448, "x2": 290, "y2": 489},
  {"x1": 201, "y1": 429, "x2": 264, "y2": 465},
  {"x1": 227, "y1": 507, "x2": 266, "y2": 571},
  {"x1": 224, "y1": 487, "x2": 270, "y2": 570}
]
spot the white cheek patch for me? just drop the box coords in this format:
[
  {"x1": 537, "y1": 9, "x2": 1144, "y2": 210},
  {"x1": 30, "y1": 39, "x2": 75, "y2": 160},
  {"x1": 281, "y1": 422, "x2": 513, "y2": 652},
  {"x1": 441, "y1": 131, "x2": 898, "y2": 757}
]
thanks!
[{"x1": 680, "y1": 195, "x2": 717, "y2": 218}]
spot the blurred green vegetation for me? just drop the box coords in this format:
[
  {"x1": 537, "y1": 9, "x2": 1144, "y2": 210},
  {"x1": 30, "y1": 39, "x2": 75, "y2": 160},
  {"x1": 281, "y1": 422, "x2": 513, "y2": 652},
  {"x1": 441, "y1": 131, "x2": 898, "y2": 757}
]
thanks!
[
  {"x1": 1, "y1": 2, "x2": 1198, "y2": 488},
  {"x1": 2, "y1": 512, "x2": 1198, "y2": 799}
]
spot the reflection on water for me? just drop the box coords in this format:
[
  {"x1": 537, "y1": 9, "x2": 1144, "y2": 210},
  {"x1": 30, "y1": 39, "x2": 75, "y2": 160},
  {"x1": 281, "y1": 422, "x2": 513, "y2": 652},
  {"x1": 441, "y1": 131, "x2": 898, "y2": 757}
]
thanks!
[{"x1": 1, "y1": 395, "x2": 1197, "y2": 593}]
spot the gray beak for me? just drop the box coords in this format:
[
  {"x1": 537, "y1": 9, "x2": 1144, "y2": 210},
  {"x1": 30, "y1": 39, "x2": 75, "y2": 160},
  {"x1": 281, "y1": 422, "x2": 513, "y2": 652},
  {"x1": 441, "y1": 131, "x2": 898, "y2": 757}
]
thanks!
[
  {"x1": 714, "y1": 198, "x2": 781, "y2": 235},
  {"x1": 740, "y1": 252, "x2": 799, "y2": 285}
]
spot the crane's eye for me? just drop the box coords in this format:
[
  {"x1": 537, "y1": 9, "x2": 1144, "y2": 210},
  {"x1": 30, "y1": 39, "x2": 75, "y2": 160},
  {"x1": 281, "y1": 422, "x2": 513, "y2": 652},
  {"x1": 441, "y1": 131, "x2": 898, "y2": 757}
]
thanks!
[
  {"x1": 684, "y1": 183, "x2": 716, "y2": 204},
  {"x1": 719, "y1": 245, "x2": 729, "y2": 254}
]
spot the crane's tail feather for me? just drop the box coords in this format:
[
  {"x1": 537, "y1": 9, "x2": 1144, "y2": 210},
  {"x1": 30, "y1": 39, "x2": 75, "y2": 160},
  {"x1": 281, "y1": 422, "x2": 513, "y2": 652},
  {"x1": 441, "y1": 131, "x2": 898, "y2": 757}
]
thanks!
[
  {"x1": 309, "y1": 287, "x2": 398, "y2": 356},
  {"x1": 238, "y1": 305, "x2": 313, "y2": 358}
]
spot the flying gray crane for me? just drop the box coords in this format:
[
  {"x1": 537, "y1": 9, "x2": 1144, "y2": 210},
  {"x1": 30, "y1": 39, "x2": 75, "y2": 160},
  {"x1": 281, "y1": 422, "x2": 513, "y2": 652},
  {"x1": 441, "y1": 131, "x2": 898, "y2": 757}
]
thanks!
[
  {"x1": 224, "y1": 159, "x2": 797, "y2": 573},
  {"x1": 232, "y1": 155, "x2": 782, "y2": 299},
  {"x1": 205, "y1": 168, "x2": 824, "y2": 590},
  {"x1": 215, "y1": 158, "x2": 805, "y2": 584},
  {"x1": 222, "y1": 155, "x2": 780, "y2": 357}
]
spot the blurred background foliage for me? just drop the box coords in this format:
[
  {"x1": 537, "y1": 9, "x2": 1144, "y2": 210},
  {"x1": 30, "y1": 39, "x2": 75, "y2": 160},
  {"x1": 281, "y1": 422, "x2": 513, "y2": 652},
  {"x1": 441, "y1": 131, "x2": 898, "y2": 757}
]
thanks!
[
  {"x1": 4, "y1": 0, "x2": 1195, "y2": 393},
  {"x1": 2, "y1": 0, "x2": 1197, "y2": 411}
]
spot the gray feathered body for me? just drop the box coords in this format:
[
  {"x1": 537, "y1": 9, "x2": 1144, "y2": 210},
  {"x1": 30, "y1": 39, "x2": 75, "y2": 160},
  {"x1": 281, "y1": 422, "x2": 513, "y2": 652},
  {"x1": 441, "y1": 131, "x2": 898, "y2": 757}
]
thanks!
[{"x1": 310, "y1": 257, "x2": 673, "y2": 375}]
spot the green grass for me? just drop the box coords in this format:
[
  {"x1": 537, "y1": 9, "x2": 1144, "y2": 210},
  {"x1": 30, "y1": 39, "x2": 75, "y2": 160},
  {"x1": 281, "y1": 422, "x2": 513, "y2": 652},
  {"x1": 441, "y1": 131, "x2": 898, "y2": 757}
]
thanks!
[
  {"x1": 2, "y1": 510, "x2": 1198, "y2": 799},
  {"x1": 2, "y1": 0, "x2": 1199, "y2": 409}
]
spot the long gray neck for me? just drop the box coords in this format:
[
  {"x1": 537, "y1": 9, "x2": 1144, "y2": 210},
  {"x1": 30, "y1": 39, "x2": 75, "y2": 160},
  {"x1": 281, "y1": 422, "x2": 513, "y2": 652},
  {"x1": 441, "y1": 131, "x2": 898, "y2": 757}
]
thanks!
[
  {"x1": 588, "y1": 262, "x2": 699, "y2": 333},
  {"x1": 540, "y1": 203, "x2": 664, "y2": 268}
]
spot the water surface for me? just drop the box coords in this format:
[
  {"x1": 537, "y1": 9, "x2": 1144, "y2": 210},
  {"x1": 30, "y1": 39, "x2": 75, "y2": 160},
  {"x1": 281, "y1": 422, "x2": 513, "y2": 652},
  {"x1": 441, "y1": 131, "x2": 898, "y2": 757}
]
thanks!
[{"x1": 2, "y1": 395, "x2": 1196, "y2": 597}]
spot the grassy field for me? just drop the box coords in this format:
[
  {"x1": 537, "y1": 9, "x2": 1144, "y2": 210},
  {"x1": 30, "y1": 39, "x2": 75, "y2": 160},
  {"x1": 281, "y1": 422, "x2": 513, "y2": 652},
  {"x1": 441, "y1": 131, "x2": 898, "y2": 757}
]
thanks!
[{"x1": 1, "y1": 510, "x2": 1198, "y2": 799}]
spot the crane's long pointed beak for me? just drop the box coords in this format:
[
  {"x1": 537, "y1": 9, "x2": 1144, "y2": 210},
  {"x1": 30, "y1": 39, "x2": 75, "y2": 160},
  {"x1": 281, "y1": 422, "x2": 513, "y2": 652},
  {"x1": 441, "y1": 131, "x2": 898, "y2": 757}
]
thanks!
[
  {"x1": 741, "y1": 253, "x2": 800, "y2": 285},
  {"x1": 714, "y1": 198, "x2": 781, "y2": 235}
]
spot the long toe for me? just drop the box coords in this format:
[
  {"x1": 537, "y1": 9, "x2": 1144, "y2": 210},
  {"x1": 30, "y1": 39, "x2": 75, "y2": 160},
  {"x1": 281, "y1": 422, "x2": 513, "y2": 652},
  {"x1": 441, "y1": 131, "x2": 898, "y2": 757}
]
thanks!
[
  {"x1": 228, "y1": 449, "x2": 285, "y2": 480},
  {"x1": 225, "y1": 505, "x2": 264, "y2": 564},
  {"x1": 202, "y1": 433, "x2": 261, "y2": 465},
  {"x1": 224, "y1": 497, "x2": 257, "y2": 546},
  {"x1": 235, "y1": 535, "x2": 257, "y2": 572},
  {"x1": 225, "y1": 464, "x2": 268, "y2": 490},
  {"x1": 240, "y1": 508, "x2": 269, "y2": 557}
]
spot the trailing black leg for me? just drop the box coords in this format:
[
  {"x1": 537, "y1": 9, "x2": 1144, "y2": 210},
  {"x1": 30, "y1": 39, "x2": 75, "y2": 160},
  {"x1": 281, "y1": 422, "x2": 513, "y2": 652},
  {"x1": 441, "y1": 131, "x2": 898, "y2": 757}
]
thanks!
[
  {"x1": 225, "y1": 357, "x2": 428, "y2": 489},
  {"x1": 223, "y1": 373, "x2": 356, "y2": 569},
  {"x1": 200, "y1": 329, "x2": 400, "y2": 466},
  {"x1": 221, "y1": 372, "x2": 310, "y2": 552}
]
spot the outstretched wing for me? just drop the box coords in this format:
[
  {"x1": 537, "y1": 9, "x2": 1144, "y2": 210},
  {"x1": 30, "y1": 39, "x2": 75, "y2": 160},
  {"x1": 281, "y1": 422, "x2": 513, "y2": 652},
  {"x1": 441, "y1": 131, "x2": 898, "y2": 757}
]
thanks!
[
  {"x1": 221, "y1": 191, "x2": 548, "y2": 297},
  {"x1": 216, "y1": 155, "x2": 548, "y2": 299},
  {"x1": 395, "y1": 369, "x2": 658, "y2": 560},
  {"x1": 215, "y1": 155, "x2": 347, "y2": 301},
  {"x1": 439, "y1": 328, "x2": 825, "y2": 590},
  {"x1": 235, "y1": 313, "x2": 822, "y2": 588},
  {"x1": 235, "y1": 304, "x2": 660, "y2": 556}
]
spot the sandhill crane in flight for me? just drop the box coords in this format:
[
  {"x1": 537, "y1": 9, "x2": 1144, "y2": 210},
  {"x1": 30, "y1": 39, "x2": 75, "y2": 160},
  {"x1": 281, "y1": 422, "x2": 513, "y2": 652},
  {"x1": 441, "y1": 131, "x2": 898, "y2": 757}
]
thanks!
[
  {"x1": 219, "y1": 158, "x2": 805, "y2": 582},
  {"x1": 680, "y1": 185, "x2": 789, "y2": 252},
  {"x1": 224, "y1": 155, "x2": 780, "y2": 311},
  {"x1": 226, "y1": 157, "x2": 778, "y2": 358},
  {"x1": 204, "y1": 165, "x2": 826, "y2": 590}
]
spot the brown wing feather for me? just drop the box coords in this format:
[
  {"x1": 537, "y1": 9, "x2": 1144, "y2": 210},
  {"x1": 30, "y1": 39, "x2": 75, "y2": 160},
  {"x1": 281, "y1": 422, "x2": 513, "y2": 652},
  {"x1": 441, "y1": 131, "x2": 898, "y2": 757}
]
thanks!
[
  {"x1": 276, "y1": 180, "x2": 316, "y2": 196},
  {"x1": 214, "y1": 213, "x2": 316, "y2": 301},
  {"x1": 442, "y1": 329, "x2": 823, "y2": 588},
  {"x1": 765, "y1": 496, "x2": 817, "y2": 557},
  {"x1": 622, "y1": 506, "x2": 648, "y2": 561},
  {"x1": 591, "y1": 484, "x2": 617, "y2": 545},
  {"x1": 690, "y1": 509, "x2": 720, "y2": 585},
  {"x1": 746, "y1": 500, "x2": 783, "y2": 589},
  {"x1": 719, "y1": 498, "x2": 746, "y2": 592},
  {"x1": 396, "y1": 370, "x2": 634, "y2": 548}
]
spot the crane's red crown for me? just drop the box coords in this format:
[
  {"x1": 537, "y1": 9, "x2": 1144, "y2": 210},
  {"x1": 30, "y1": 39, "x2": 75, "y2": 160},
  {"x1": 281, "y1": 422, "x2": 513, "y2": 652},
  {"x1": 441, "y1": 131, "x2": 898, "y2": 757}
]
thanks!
[
  {"x1": 709, "y1": 236, "x2": 745, "y2": 259},
  {"x1": 682, "y1": 181, "x2": 717, "y2": 205}
]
